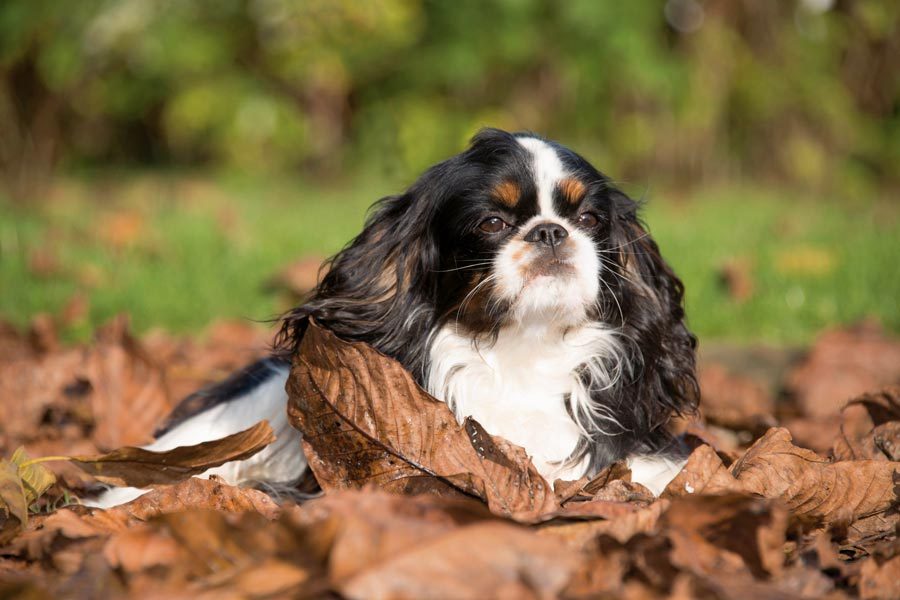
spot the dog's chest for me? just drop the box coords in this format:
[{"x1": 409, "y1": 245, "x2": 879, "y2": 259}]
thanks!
[{"x1": 426, "y1": 326, "x2": 597, "y2": 481}]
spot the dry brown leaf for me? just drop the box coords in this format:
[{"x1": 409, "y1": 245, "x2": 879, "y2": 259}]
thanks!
[
  {"x1": 874, "y1": 421, "x2": 900, "y2": 461},
  {"x1": 84, "y1": 315, "x2": 172, "y2": 449},
  {"x1": 0, "y1": 347, "x2": 85, "y2": 455},
  {"x1": 102, "y1": 524, "x2": 182, "y2": 573},
  {"x1": 859, "y1": 548, "x2": 900, "y2": 600},
  {"x1": 339, "y1": 520, "x2": 576, "y2": 600},
  {"x1": 662, "y1": 494, "x2": 788, "y2": 579},
  {"x1": 0, "y1": 461, "x2": 28, "y2": 545},
  {"x1": 833, "y1": 387, "x2": 900, "y2": 461},
  {"x1": 699, "y1": 363, "x2": 775, "y2": 431},
  {"x1": 540, "y1": 499, "x2": 670, "y2": 550},
  {"x1": 717, "y1": 257, "x2": 755, "y2": 303},
  {"x1": 787, "y1": 323, "x2": 900, "y2": 419},
  {"x1": 662, "y1": 444, "x2": 740, "y2": 498},
  {"x1": 309, "y1": 488, "x2": 497, "y2": 583},
  {"x1": 71, "y1": 421, "x2": 274, "y2": 487},
  {"x1": 286, "y1": 320, "x2": 558, "y2": 521},
  {"x1": 732, "y1": 427, "x2": 900, "y2": 524},
  {"x1": 782, "y1": 415, "x2": 843, "y2": 455},
  {"x1": 114, "y1": 476, "x2": 281, "y2": 520}
]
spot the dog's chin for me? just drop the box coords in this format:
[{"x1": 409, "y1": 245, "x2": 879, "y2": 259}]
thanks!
[{"x1": 508, "y1": 269, "x2": 597, "y2": 329}]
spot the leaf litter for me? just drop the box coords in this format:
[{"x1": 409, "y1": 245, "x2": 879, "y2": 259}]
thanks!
[{"x1": 1, "y1": 315, "x2": 899, "y2": 598}]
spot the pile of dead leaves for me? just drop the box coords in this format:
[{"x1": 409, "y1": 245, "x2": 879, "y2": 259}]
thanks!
[{"x1": 1, "y1": 316, "x2": 900, "y2": 599}]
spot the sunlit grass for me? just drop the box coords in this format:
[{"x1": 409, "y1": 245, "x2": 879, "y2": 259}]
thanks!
[{"x1": 2, "y1": 172, "x2": 898, "y2": 344}]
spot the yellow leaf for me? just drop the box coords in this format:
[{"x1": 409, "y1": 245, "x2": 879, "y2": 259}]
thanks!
[{"x1": 10, "y1": 447, "x2": 57, "y2": 506}]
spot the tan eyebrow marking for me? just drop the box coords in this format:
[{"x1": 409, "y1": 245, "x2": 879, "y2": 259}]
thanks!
[
  {"x1": 558, "y1": 178, "x2": 586, "y2": 205},
  {"x1": 492, "y1": 180, "x2": 520, "y2": 207}
]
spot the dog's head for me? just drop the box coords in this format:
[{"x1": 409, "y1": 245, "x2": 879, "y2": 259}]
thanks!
[{"x1": 278, "y1": 128, "x2": 697, "y2": 433}]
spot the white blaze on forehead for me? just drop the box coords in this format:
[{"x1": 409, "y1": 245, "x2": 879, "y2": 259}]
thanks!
[{"x1": 516, "y1": 136, "x2": 566, "y2": 218}]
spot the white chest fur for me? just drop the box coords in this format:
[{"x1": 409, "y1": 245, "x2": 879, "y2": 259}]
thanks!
[{"x1": 426, "y1": 322, "x2": 624, "y2": 482}]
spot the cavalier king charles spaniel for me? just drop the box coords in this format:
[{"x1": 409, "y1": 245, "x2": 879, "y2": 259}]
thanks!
[{"x1": 94, "y1": 128, "x2": 698, "y2": 506}]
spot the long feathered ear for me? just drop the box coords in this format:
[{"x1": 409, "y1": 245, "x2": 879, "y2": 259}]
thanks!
[
  {"x1": 276, "y1": 188, "x2": 440, "y2": 376},
  {"x1": 606, "y1": 190, "x2": 699, "y2": 440}
]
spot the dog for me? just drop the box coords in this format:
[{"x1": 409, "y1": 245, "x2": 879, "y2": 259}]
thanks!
[{"x1": 93, "y1": 128, "x2": 698, "y2": 507}]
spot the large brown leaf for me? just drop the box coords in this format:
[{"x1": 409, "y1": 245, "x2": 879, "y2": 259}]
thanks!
[
  {"x1": 71, "y1": 421, "x2": 275, "y2": 487},
  {"x1": 286, "y1": 321, "x2": 558, "y2": 521},
  {"x1": 731, "y1": 427, "x2": 900, "y2": 524}
]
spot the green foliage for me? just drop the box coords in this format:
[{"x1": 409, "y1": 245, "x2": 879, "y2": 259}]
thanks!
[{"x1": 0, "y1": 1, "x2": 897, "y2": 194}]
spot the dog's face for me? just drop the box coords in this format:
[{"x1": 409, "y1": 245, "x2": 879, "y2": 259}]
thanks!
[
  {"x1": 279, "y1": 129, "x2": 698, "y2": 456},
  {"x1": 430, "y1": 133, "x2": 617, "y2": 332}
]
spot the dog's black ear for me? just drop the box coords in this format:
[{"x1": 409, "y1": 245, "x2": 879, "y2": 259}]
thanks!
[
  {"x1": 606, "y1": 191, "x2": 699, "y2": 436},
  {"x1": 277, "y1": 186, "x2": 440, "y2": 374}
]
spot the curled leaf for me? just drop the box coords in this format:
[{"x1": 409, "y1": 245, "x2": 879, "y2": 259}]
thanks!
[
  {"x1": 286, "y1": 320, "x2": 558, "y2": 521},
  {"x1": 71, "y1": 421, "x2": 275, "y2": 488},
  {"x1": 731, "y1": 427, "x2": 900, "y2": 524}
]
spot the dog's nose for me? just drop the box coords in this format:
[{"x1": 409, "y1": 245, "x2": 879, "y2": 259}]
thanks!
[{"x1": 523, "y1": 222, "x2": 569, "y2": 247}]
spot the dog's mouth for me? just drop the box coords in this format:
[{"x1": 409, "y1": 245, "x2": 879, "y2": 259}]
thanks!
[{"x1": 521, "y1": 255, "x2": 577, "y2": 282}]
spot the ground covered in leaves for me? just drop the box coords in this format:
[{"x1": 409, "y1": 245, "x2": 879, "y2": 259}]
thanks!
[{"x1": 2, "y1": 313, "x2": 900, "y2": 599}]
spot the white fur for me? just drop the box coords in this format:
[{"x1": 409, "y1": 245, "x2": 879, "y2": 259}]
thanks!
[
  {"x1": 627, "y1": 455, "x2": 688, "y2": 496},
  {"x1": 86, "y1": 363, "x2": 305, "y2": 508},
  {"x1": 517, "y1": 136, "x2": 565, "y2": 218},
  {"x1": 427, "y1": 322, "x2": 624, "y2": 482}
]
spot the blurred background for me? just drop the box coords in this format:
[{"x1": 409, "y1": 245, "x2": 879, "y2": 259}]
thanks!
[{"x1": 1, "y1": 0, "x2": 898, "y2": 345}]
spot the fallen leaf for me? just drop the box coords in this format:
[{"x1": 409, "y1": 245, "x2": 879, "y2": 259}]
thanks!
[
  {"x1": 84, "y1": 315, "x2": 172, "y2": 449},
  {"x1": 590, "y1": 479, "x2": 655, "y2": 505},
  {"x1": 859, "y1": 545, "x2": 900, "y2": 600},
  {"x1": 286, "y1": 320, "x2": 558, "y2": 521},
  {"x1": 27, "y1": 314, "x2": 58, "y2": 354},
  {"x1": 0, "y1": 460, "x2": 28, "y2": 544},
  {"x1": 787, "y1": 323, "x2": 900, "y2": 419},
  {"x1": 874, "y1": 421, "x2": 900, "y2": 461},
  {"x1": 833, "y1": 387, "x2": 900, "y2": 461},
  {"x1": 662, "y1": 444, "x2": 739, "y2": 498},
  {"x1": 662, "y1": 494, "x2": 788, "y2": 579},
  {"x1": 113, "y1": 476, "x2": 281, "y2": 520},
  {"x1": 10, "y1": 447, "x2": 56, "y2": 505},
  {"x1": 71, "y1": 421, "x2": 275, "y2": 487},
  {"x1": 699, "y1": 363, "x2": 775, "y2": 431},
  {"x1": 717, "y1": 257, "x2": 754, "y2": 302},
  {"x1": 339, "y1": 521, "x2": 576, "y2": 600},
  {"x1": 732, "y1": 428, "x2": 900, "y2": 525},
  {"x1": 102, "y1": 524, "x2": 181, "y2": 573}
]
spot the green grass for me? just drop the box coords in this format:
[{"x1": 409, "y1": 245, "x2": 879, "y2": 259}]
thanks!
[{"x1": 2, "y1": 172, "x2": 898, "y2": 344}]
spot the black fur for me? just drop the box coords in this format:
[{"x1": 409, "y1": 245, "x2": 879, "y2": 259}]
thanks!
[
  {"x1": 276, "y1": 128, "x2": 698, "y2": 475},
  {"x1": 154, "y1": 357, "x2": 289, "y2": 437}
]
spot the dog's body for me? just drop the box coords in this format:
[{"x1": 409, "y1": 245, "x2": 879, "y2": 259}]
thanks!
[{"x1": 92, "y1": 129, "x2": 698, "y2": 507}]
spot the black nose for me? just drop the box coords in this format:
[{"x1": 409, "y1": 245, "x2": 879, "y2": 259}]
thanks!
[{"x1": 523, "y1": 222, "x2": 569, "y2": 247}]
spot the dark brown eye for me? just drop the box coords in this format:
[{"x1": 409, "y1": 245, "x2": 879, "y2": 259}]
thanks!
[
  {"x1": 479, "y1": 217, "x2": 509, "y2": 234},
  {"x1": 577, "y1": 212, "x2": 600, "y2": 228}
]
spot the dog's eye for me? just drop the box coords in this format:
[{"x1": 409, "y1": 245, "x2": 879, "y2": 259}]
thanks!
[
  {"x1": 577, "y1": 212, "x2": 600, "y2": 228},
  {"x1": 479, "y1": 217, "x2": 509, "y2": 234}
]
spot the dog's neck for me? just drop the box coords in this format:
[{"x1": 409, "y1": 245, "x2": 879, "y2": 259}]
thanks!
[{"x1": 425, "y1": 320, "x2": 625, "y2": 482}]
